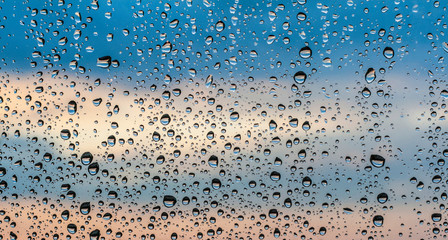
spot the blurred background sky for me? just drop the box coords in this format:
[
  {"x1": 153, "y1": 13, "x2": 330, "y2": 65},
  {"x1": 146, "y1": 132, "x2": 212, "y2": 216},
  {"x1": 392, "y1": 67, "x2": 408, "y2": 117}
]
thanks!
[{"x1": 0, "y1": 0, "x2": 447, "y2": 239}]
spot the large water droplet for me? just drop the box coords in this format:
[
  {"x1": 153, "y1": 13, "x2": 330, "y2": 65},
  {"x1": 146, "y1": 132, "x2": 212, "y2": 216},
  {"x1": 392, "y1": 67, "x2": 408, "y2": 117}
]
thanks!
[
  {"x1": 383, "y1": 47, "x2": 394, "y2": 59},
  {"x1": 302, "y1": 121, "x2": 310, "y2": 131},
  {"x1": 160, "y1": 114, "x2": 171, "y2": 125},
  {"x1": 289, "y1": 118, "x2": 298, "y2": 128},
  {"x1": 302, "y1": 177, "x2": 312, "y2": 187},
  {"x1": 365, "y1": 68, "x2": 376, "y2": 84},
  {"x1": 373, "y1": 215, "x2": 384, "y2": 227},
  {"x1": 88, "y1": 163, "x2": 99, "y2": 175},
  {"x1": 163, "y1": 195, "x2": 177, "y2": 208},
  {"x1": 68, "y1": 100, "x2": 77, "y2": 115},
  {"x1": 362, "y1": 87, "x2": 371, "y2": 98},
  {"x1": 61, "y1": 210, "x2": 70, "y2": 220},
  {"x1": 442, "y1": 42, "x2": 448, "y2": 53},
  {"x1": 268, "y1": 209, "x2": 278, "y2": 218},
  {"x1": 215, "y1": 21, "x2": 225, "y2": 32},
  {"x1": 377, "y1": 193, "x2": 388, "y2": 204},
  {"x1": 60, "y1": 129, "x2": 71, "y2": 140},
  {"x1": 208, "y1": 155, "x2": 218, "y2": 168},
  {"x1": 293, "y1": 71, "x2": 307, "y2": 84},
  {"x1": 432, "y1": 213, "x2": 442, "y2": 222},
  {"x1": 89, "y1": 230, "x2": 101, "y2": 240},
  {"x1": 270, "y1": 171, "x2": 281, "y2": 181},
  {"x1": 299, "y1": 46, "x2": 312, "y2": 58},
  {"x1": 67, "y1": 224, "x2": 77, "y2": 234},
  {"x1": 96, "y1": 56, "x2": 111, "y2": 68},
  {"x1": 230, "y1": 112, "x2": 239, "y2": 121},
  {"x1": 81, "y1": 152, "x2": 93, "y2": 165},
  {"x1": 441, "y1": 90, "x2": 448, "y2": 98},
  {"x1": 205, "y1": 75, "x2": 213, "y2": 87},
  {"x1": 80, "y1": 202, "x2": 91, "y2": 215},
  {"x1": 370, "y1": 154, "x2": 385, "y2": 168}
]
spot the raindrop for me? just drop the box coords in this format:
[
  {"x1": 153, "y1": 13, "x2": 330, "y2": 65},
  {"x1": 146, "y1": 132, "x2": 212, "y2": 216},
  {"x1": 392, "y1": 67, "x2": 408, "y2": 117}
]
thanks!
[
  {"x1": 373, "y1": 215, "x2": 384, "y2": 227},
  {"x1": 230, "y1": 112, "x2": 239, "y2": 121},
  {"x1": 208, "y1": 155, "x2": 219, "y2": 168},
  {"x1": 442, "y1": 42, "x2": 448, "y2": 53},
  {"x1": 68, "y1": 101, "x2": 77, "y2": 115},
  {"x1": 377, "y1": 193, "x2": 388, "y2": 204},
  {"x1": 90, "y1": 230, "x2": 101, "y2": 240},
  {"x1": 97, "y1": 56, "x2": 111, "y2": 68},
  {"x1": 370, "y1": 154, "x2": 385, "y2": 168},
  {"x1": 302, "y1": 177, "x2": 312, "y2": 187},
  {"x1": 80, "y1": 202, "x2": 91, "y2": 215},
  {"x1": 215, "y1": 21, "x2": 225, "y2": 32},
  {"x1": 88, "y1": 163, "x2": 99, "y2": 175},
  {"x1": 302, "y1": 121, "x2": 310, "y2": 131},
  {"x1": 299, "y1": 46, "x2": 312, "y2": 58},
  {"x1": 270, "y1": 171, "x2": 281, "y2": 181},
  {"x1": 81, "y1": 152, "x2": 93, "y2": 165},
  {"x1": 432, "y1": 213, "x2": 442, "y2": 222},
  {"x1": 293, "y1": 71, "x2": 307, "y2": 84},
  {"x1": 160, "y1": 114, "x2": 171, "y2": 125},
  {"x1": 383, "y1": 47, "x2": 394, "y2": 59},
  {"x1": 362, "y1": 87, "x2": 371, "y2": 98},
  {"x1": 60, "y1": 129, "x2": 71, "y2": 140},
  {"x1": 365, "y1": 68, "x2": 376, "y2": 84},
  {"x1": 163, "y1": 195, "x2": 177, "y2": 208}
]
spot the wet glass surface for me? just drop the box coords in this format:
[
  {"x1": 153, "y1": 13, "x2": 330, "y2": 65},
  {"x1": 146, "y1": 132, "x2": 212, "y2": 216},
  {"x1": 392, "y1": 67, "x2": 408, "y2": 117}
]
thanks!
[{"x1": 0, "y1": 0, "x2": 447, "y2": 239}]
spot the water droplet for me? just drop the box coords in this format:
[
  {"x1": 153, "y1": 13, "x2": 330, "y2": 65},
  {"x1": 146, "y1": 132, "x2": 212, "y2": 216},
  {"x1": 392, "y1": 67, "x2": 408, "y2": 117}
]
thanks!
[
  {"x1": 60, "y1": 129, "x2": 71, "y2": 140},
  {"x1": 322, "y1": 57, "x2": 332, "y2": 67},
  {"x1": 215, "y1": 21, "x2": 225, "y2": 32},
  {"x1": 302, "y1": 121, "x2": 310, "y2": 131},
  {"x1": 97, "y1": 56, "x2": 111, "y2": 68},
  {"x1": 230, "y1": 112, "x2": 239, "y2": 121},
  {"x1": 289, "y1": 118, "x2": 298, "y2": 128},
  {"x1": 61, "y1": 210, "x2": 70, "y2": 220},
  {"x1": 163, "y1": 195, "x2": 177, "y2": 208},
  {"x1": 80, "y1": 202, "x2": 91, "y2": 215},
  {"x1": 442, "y1": 42, "x2": 448, "y2": 53},
  {"x1": 162, "y1": 41, "x2": 172, "y2": 53},
  {"x1": 365, "y1": 68, "x2": 376, "y2": 84},
  {"x1": 208, "y1": 155, "x2": 219, "y2": 168},
  {"x1": 67, "y1": 224, "x2": 77, "y2": 234},
  {"x1": 160, "y1": 114, "x2": 171, "y2": 125},
  {"x1": 268, "y1": 209, "x2": 278, "y2": 218},
  {"x1": 377, "y1": 193, "x2": 388, "y2": 204},
  {"x1": 343, "y1": 208, "x2": 354, "y2": 214},
  {"x1": 293, "y1": 71, "x2": 307, "y2": 84},
  {"x1": 370, "y1": 154, "x2": 385, "y2": 168},
  {"x1": 297, "y1": 12, "x2": 307, "y2": 21},
  {"x1": 205, "y1": 75, "x2": 213, "y2": 87},
  {"x1": 299, "y1": 46, "x2": 312, "y2": 58},
  {"x1": 92, "y1": 98, "x2": 102, "y2": 106},
  {"x1": 432, "y1": 213, "x2": 442, "y2": 222},
  {"x1": 169, "y1": 19, "x2": 179, "y2": 28},
  {"x1": 362, "y1": 87, "x2": 371, "y2": 98},
  {"x1": 88, "y1": 163, "x2": 99, "y2": 175},
  {"x1": 269, "y1": 120, "x2": 277, "y2": 130},
  {"x1": 68, "y1": 100, "x2": 77, "y2": 115},
  {"x1": 319, "y1": 227, "x2": 327, "y2": 235},
  {"x1": 373, "y1": 215, "x2": 384, "y2": 227},
  {"x1": 211, "y1": 178, "x2": 221, "y2": 189},
  {"x1": 81, "y1": 152, "x2": 93, "y2": 165},
  {"x1": 302, "y1": 177, "x2": 312, "y2": 187},
  {"x1": 270, "y1": 171, "x2": 281, "y2": 181},
  {"x1": 89, "y1": 230, "x2": 101, "y2": 240},
  {"x1": 383, "y1": 47, "x2": 394, "y2": 59}
]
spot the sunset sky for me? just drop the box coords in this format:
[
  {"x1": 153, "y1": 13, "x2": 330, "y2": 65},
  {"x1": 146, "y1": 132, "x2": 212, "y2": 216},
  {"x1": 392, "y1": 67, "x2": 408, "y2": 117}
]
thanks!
[{"x1": 0, "y1": 0, "x2": 446, "y2": 239}]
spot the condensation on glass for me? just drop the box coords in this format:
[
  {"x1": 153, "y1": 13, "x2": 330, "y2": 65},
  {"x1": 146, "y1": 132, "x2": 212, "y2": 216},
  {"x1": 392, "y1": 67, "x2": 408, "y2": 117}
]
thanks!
[{"x1": 0, "y1": 0, "x2": 446, "y2": 239}]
